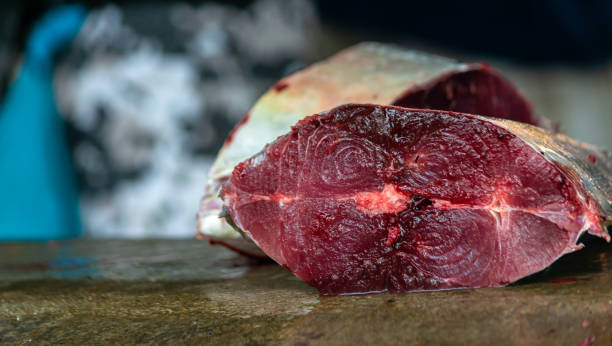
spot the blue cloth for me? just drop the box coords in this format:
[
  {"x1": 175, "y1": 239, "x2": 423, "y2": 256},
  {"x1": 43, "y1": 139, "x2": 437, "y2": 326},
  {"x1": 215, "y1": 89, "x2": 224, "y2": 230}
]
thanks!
[{"x1": 0, "y1": 5, "x2": 87, "y2": 240}]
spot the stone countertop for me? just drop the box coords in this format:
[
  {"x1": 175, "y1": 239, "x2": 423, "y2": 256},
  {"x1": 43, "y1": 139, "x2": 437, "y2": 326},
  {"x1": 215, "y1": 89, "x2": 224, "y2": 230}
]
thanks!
[{"x1": 0, "y1": 238, "x2": 610, "y2": 345}]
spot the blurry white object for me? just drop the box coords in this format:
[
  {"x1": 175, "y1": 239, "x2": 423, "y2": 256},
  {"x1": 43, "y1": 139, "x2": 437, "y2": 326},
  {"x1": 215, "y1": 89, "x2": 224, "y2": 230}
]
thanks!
[
  {"x1": 54, "y1": 0, "x2": 319, "y2": 238},
  {"x1": 63, "y1": 47, "x2": 209, "y2": 238}
]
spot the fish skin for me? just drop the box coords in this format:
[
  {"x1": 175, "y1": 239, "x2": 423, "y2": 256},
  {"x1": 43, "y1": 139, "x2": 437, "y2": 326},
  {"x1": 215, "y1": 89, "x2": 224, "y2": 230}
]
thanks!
[{"x1": 488, "y1": 117, "x2": 612, "y2": 237}]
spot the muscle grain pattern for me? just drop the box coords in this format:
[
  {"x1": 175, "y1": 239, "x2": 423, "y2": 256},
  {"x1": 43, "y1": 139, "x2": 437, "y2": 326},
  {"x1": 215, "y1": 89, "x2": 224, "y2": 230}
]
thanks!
[{"x1": 222, "y1": 104, "x2": 605, "y2": 295}]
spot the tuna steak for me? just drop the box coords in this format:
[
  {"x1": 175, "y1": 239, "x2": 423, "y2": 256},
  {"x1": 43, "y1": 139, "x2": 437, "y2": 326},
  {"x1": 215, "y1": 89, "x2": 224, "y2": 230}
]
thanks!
[
  {"x1": 198, "y1": 43, "x2": 545, "y2": 256},
  {"x1": 221, "y1": 104, "x2": 611, "y2": 295}
]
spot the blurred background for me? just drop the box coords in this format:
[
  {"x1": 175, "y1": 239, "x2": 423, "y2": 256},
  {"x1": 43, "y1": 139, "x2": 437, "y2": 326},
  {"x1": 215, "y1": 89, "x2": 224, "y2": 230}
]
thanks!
[{"x1": 0, "y1": 0, "x2": 611, "y2": 239}]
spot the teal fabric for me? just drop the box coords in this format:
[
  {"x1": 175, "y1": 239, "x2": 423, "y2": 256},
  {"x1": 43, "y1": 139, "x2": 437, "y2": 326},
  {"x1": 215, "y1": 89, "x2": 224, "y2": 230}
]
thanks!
[{"x1": 0, "y1": 5, "x2": 87, "y2": 240}]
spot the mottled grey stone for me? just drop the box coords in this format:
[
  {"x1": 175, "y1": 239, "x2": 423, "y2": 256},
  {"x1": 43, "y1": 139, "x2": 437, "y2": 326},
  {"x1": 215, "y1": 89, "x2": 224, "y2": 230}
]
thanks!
[{"x1": 0, "y1": 239, "x2": 610, "y2": 345}]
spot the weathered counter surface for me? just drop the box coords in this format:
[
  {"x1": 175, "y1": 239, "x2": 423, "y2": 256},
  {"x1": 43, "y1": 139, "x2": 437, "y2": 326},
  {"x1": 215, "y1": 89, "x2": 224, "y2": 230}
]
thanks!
[{"x1": 0, "y1": 238, "x2": 610, "y2": 345}]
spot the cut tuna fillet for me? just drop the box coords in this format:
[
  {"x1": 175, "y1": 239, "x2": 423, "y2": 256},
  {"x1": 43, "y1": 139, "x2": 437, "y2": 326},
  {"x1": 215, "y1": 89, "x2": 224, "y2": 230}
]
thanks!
[
  {"x1": 198, "y1": 43, "x2": 546, "y2": 255},
  {"x1": 221, "y1": 104, "x2": 611, "y2": 295}
]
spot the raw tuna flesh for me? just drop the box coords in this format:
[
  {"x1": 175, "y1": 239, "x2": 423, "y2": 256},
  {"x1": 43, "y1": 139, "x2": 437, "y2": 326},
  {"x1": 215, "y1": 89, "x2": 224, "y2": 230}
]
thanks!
[
  {"x1": 198, "y1": 43, "x2": 546, "y2": 256},
  {"x1": 221, "y1": 104, "x2": 611, "y2": 295}
]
